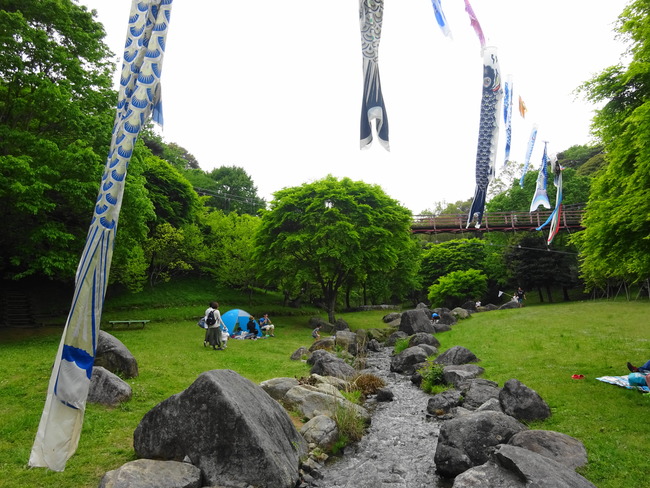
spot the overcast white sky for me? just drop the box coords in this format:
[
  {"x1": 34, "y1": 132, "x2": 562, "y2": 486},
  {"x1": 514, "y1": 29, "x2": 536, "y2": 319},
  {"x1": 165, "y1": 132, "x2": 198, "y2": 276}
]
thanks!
[{"x1": 80, "y1": 0, "x2": 629, "y2": 214}]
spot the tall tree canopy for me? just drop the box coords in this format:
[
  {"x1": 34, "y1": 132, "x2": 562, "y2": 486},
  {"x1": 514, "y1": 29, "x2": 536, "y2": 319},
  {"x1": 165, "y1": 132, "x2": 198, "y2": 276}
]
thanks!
[
  {"x1": 575, "y1": 0, "x2": 650, "y2": 290},
  {"x1": 254, "y1": 176, "x2": 413, "y2": 322},
  {"x1": 0, "y1": 0, "x2": 115, "y2": 280}
]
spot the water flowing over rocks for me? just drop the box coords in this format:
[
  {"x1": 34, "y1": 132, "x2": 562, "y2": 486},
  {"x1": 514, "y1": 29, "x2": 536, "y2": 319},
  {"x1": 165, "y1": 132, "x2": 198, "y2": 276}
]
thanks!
[{"x1": 315, "y1": 347, "x2": 446, "y2": 488}]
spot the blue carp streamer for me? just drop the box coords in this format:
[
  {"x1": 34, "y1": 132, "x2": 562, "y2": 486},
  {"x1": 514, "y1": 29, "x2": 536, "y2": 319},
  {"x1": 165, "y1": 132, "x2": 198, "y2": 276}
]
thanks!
[
  {"x1": 30, "y1": 0, "x2": 173, "y2": 471},
  {"x1": 529, "y1": 141, "x2": 551, "y2": 212},
  {"x1": 359, "y1": 0, "x2": 389, "y2": 150},
  {"x1": 536, "y1": 153, "x2": 564, "y2": 244},
  {"x1": 467, "y1": 46, "x2": 503, "y2": 228},
  {"x1": 430, "y1": 0, "x2": 452, "y2": 37},
  {"x1": 519, "y1": 124, "x2": 538, "y2": 187},
  {"x1": 503, "y1": 75, "x2": 513, "y2": 166}
]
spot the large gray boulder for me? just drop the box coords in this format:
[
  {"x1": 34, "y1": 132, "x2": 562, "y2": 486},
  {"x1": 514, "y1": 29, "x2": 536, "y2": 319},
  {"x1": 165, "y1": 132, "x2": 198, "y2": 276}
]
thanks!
[
  {"x1": 99, "y1": 459, "x2": 201, "y2": 488},
  {"x1": 309, "y1": 336, "x2": 336, "y2": 351},
  {"x1": 385, "y1": 331, "x2": 408, "y2": 346},
  {"x1": 96, "y1": 330, "x2": 139, "y2": 378},
  {"x1": 335, "y1": 330, "x2": 358, "y2": 355},
  {"x1": 452, "y1": 460, "x2": 526, "y2": 488},
  {"x1": 461, "y1": 378, "x2": 501, "y2": 410},
  {"x1": 88, "y1": 366, "x2": 132, "y2": 407},
  {"x1": 382, "y1": 312, "x2": 401, "y2": 323},
  {"x1": 309, "y1": 351, "x2": 357, "y2": 380},
  {"x1": 494, "y1": 444, "x2": 596, "y2": 487},
  {"x1": 442, "y1": 365, "x2": 485, "y2": 388},
  {"x1": 284, "y1": 384, "x2": 370, "y2": 421},
  {"x1": 499, "y1": 379, "x2": 551, "y2": 422},
  {"x1": 133, "y1": 369, "x2": 307, "y2": 488},
  {"x1": 390, "y1": 346, "x2": 429, "y2": 374},
  {"x1": 499, "y1": 300, "x2": 520, "y2": 310},
  {"x1": 259, "y1": 377, "x2": 299, "y2": 402},
  {"x1": 398, "y1": 309, "x2": 436, "y2": 335},
  {"x1": 451, "y1": 307, "x2": 471, "y2": 319},
  {"x1": 300, "y1": 415, "x2": 339, "y2": 450},
  {"x1": 508, "y1": 430, "x2": 588, "y2": 469},
  {"x1": 434, "y1": 411, "x2": 527, "y2": 478},
  {"x1": 434, "y1": 346, "x2": 479, "y2": 366},
  {"x1": 427, "y1": 389, "x2": 463, "y2": 416},
  {"x1": 290, "y1": 346, "x2": 311, "y2": 361},
  {"x1": 408, "y1": 332, "x2": 441, "y2": 349}
]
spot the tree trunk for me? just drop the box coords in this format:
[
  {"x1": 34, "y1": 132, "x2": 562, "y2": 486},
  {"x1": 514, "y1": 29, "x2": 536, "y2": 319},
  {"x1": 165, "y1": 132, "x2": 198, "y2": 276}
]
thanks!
[
  {"x1": 562, "y1": 286, "x2": 570, "y2": 301},
  {"x1": 326, "y1": 290, "x2": 337, "y2": 323},
  {"x1": 545, "y1": 285, "x2": 553, "y2": 303},
  {"x1": 537, "y1": 287, "x2": 544, "y2": 302}
]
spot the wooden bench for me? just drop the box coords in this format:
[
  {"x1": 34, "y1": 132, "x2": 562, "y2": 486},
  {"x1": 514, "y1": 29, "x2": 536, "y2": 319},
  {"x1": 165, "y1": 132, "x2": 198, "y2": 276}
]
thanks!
[{"x1": 108, "y1": 320, "x2": 150, "y2": 329}]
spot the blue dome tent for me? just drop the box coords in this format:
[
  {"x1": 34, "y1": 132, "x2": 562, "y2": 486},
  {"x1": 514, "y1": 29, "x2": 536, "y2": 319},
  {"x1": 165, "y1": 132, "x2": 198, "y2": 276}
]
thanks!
[{"x1": 221, "y1": 309, "x2": 261, "y2": 336}]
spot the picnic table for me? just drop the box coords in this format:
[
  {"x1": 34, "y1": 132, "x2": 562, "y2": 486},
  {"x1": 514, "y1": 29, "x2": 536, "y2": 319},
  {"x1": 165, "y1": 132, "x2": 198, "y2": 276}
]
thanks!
[{"x1": 107, "y1": 319, "x2": 150, "y2": 329}]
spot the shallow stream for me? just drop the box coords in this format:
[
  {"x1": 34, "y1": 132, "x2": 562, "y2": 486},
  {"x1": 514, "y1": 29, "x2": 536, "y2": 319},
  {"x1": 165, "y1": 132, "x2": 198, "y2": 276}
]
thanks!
[{"x1": 316, "y1": 347, "x2": 450, "y2": 488}]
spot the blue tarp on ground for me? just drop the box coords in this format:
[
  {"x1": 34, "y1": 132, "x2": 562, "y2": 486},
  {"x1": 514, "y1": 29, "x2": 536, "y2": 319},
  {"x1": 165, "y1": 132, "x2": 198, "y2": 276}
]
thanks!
[{"x1": 221, "y1": 309, "x2": 261, "y2": 336}]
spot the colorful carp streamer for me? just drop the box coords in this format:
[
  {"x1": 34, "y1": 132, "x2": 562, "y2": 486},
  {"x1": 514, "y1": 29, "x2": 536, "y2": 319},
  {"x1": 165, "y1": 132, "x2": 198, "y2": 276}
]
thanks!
[
  {"x1": 29, "y1": 0, "x2": 172, "y2": 471},
  {"x1": 518, "y1": 96, "x2": 527, "y2": 118},
  {"x1": 519, "y1": 124, "x2": 538, "y2": 187},
  {"x1": 464, "y1": 0, "x2": 486, "y2": 48},
  {"x1": 467, "y1": 46, "x2": 503, "y2": 228},
  {"x1": 537, "y1": 154, "x2": 564, "y2": 244},
  {"x1": 359, "y1": 0, "x2": 389, "y2": 151},
  {"x1": 529, "y1": 141, "x2": 551, "y2": 212},
  {"x1": 503, "y1": 75, "x2": 513, "y2": 166},
  {"x1": 430, "y1": 0, "x2": 452, "y2": 37}
]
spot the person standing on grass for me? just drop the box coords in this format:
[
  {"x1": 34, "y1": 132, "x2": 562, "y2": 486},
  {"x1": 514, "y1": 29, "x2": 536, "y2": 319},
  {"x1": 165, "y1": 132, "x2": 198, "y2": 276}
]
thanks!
[
  {"x1": 204, "y1": 301, "x2": 226, "y2": 350},
  {"x1": 515, "y1": 287, "x2": 526, "y2": 307}
]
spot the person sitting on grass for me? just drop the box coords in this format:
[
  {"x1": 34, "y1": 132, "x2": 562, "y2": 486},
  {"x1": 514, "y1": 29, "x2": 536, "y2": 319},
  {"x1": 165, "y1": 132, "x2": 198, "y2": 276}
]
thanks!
[
  {"x1": 259, "y1": 313, "x2": 275, "y2": 337},
  {"x1": 245, "y1": 315, "x2": 258, "y2": 339},
  {"x1": 627, "y1": 360, "x2": 650, "y2": 374}
]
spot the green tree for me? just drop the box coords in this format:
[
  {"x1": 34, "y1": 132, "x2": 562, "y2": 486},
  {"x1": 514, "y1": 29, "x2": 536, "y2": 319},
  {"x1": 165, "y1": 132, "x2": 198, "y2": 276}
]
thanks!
[
  {"x1": 506, "y1": 234, "x2": 579, "y2": 302},
  {"x1": 574, "y1": 0, "x2": 650, "y2": 291},
  {"x1": 202, "y1": 210, "x2": 260, "y2": 301},
  {"x1": 199, "y1": 165, "x2": 265, "y2": 215},
  {"x1": 142, "y1": 155, "x2": 202, "y2": 227},
  {"x1": 0, "y1": 0, "x2": 115, "y2": 280},
  {"x1": 427, "y1": 269, "x2": 488, "y2": 309},
  {"x1": 254, "y1": 176, "x2": 413, "y2": 322}
]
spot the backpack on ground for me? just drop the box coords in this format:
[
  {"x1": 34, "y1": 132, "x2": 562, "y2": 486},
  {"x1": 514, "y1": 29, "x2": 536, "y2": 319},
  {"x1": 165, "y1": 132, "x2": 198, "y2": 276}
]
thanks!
[{"x1": 206, "y1": 309, "x2": 217, "y2": 326}]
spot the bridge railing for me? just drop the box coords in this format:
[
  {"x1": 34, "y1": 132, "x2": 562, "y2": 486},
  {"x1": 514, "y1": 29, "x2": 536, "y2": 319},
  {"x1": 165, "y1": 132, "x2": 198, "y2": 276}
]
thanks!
[{"x1": 412, "y1": 207, "x2": 585, "y2": 233}]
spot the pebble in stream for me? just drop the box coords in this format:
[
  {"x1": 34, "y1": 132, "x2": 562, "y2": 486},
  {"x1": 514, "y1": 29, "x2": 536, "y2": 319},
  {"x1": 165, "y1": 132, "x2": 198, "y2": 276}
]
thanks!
[{"x1": 314, "y1": 347, "x2": 450, "y2": 488}]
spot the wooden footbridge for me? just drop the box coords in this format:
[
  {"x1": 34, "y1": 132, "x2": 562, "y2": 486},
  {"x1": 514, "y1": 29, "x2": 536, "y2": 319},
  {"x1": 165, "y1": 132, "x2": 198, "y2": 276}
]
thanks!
[{"x1": 412, "y1": 206, "x2": 585, "y2": 234}]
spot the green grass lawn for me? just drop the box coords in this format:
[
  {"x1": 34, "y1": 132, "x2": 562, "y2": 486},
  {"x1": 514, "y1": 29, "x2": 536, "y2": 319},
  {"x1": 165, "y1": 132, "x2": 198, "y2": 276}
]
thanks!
[{"x1": 0, "y1": 297, "x2": 648, "y2": 488}]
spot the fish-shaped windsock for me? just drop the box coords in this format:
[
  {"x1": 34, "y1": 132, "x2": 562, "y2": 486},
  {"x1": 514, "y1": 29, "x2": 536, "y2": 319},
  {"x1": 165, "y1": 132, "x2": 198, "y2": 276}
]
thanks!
[
  {"x1": 430, "y1": 0, "x2": 452, "y2": 38},
  {"x1": 464, "y1": 0, "x2": 486, "y2": 48},
  {"x1": 29, "y1": 0, "x2": 173, "y2": 472},
  {"x1": 467, "y1": 46, "x2": 503, "y2": 228},
  {"x1": 503, "y1": 75, "x2": 513, "y2": 166},
  {"x1": 359, "y1": 0, "x2": 389, "y2": 151},
  {"x1": 529, "y1": 141, "x2": 551, "y2": 212},
  {"x1": 537, "y1": 153, "x2": 563, "y2": 244},
  {"x1": 519, "y1": 124, "x2": 538, "y2": 187}
]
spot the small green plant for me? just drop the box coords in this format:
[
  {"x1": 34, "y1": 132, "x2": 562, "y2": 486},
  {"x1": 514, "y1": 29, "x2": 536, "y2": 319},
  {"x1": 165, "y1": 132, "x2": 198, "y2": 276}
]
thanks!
[
  {"x1": 330, "y1": 434, "x2": 349, "y2": 455},
  {"x1": 393, "y1": 337, "x2": 410, "y2": 354},
  {"x1": 417, "y1": 358, "x2": 445, "y2": 394},
  {"x1": 332, "y1": 402, "x2": 367, "y2": 449},
  {"x1": 341, "y1": 389, "x2": 362, "y2": 405}
]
